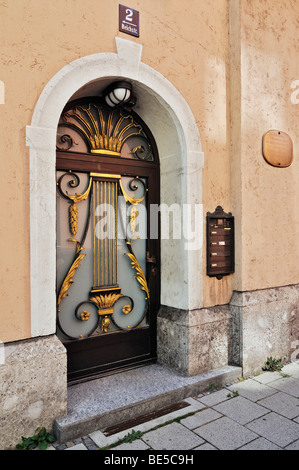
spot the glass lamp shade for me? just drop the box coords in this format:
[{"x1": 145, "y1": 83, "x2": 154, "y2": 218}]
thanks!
[{"x1": 104, "y1": 81, "x2": 132, "y2": 107}]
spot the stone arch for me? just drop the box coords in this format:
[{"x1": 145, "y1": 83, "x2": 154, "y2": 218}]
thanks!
[{"x1": 26, "y1": 37, "x2": 204, "y2": 337}]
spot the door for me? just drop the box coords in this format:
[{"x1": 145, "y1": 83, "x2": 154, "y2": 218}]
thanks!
[{"x1": 56, "y1": 97, "x2": 160, "y2": 383}]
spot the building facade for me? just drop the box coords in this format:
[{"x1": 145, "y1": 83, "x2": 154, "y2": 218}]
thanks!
[{"x1": 0, "y1": 0, "x2": 298, "y2": 449}]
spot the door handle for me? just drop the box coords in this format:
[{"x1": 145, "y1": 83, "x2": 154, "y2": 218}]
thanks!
[
  {"x1": 146, "y1": 252, "x2": 156, "y2": 265},
  {"x1": 146, "y1": 252, "x2": 157, "y2": 276}
]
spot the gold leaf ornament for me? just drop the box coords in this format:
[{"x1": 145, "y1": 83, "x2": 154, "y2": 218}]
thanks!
[
  {"x1": 101, "y1": 316, "x2": 111, "y2": 333},
  {"x1": 130, "y1": 206, "x2": 138, "y2": 236},
  {"x1": 125, "y1": 251, "x2": 149, "y2": 299},
  {"x1": 80, "y1": 310, "x2": 91, "y2": 321},
  {"x1": 90, "y1": 293, "x2": 122, "y2": 309},
  {"x1": 122, "y1": 304, "x2": 132, "y2": 315},
  {"x1": 69, "y1": 202, "x2": 78, "y2": 235},
  {"x1": 66, "y1": 177, "x2": 92, "y2": 236},
  {"x1": 57, "y1": 253, "x2": 86, "y2": 307}
]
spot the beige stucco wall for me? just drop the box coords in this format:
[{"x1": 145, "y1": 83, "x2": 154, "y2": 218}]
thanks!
[
  {"x1": 0, "y1": 0, "x2": 298, "y2": 342},
  {"x1": 0, "y1": 0, "x2": 231, "y2": 341},
  {"x1": 231, "y1": 0, "x2": 299, "y2": 293}
]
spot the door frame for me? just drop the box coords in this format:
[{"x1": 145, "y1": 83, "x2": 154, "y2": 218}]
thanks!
[
  {"x1": 26, "y1": 37, "x2": 204, "y2": 353},
  {"x1": 55, "y1": 100, "x2": 161, "y2": 382}
]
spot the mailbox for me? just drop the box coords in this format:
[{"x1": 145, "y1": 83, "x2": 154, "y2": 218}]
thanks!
[{"x1": 206, "y1": 206, "x2": 235, "y2": 279}]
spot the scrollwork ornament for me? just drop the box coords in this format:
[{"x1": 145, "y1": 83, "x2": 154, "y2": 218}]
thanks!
[
  {"x1": 56, "y1": 133, "x2": 78, "y2": 151},
  {"x1": 56, "y1": 172, "x2": 92, "y2": 236},
  {"x1": 110, "y1": 294, "x2": 143, "y2": 331},
  {"x1": 119, "y1": 176, "x2": 148, "y2": 206},
  {"x1": 130, "y1": 136, "x2": 153, "y2": 161}
]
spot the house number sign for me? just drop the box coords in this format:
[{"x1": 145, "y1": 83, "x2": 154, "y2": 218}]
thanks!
[{"x1": 119, "y1": 4, "x2": 139, "y2": 37}]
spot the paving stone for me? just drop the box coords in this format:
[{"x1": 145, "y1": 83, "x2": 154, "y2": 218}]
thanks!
[
  {"x1": 284, "y1": 439, "x2": 299, "y2": 450},
  {"x1": 213, "y1": 395, "x2": 269, "y2": 425},
  {"x1": 90, "y1": 429, "x2": 125, "y2": 449},
  {"x1": 196, "y1": 388, "x2": 233, "y2": 407},
  {"x1": 65, "y1": 441, "x2": 76, "y2": 448},
  {"x1": 180, "y1": 408, "x2": 223, "y2": 429},
  {"x1": 53, "y1": 443, "x2": 67, "y2": 450},
  {"x1": 267, "y1": 377, "x2": 299, "y2": 398},
  {"x1": 258, "y1": 391, "x2": 299, "y2": 419},
  {"x1": 82, "y1": 436, "x2": 99, "y2": 450},
  {"x1": 194, "y1": 443, "x2": 217, "y2": 450},
  {"x1": 194, "y1": 416, "x2": 258, "y2": 450},
  {"x1": 246, "y1": 412, "x2": 299, "y2": 448},
  {"x1": 65, "y1": 443, "x2": 88, "y2": 450},
  {"x1": 281, "y1": 362, "x2": 299, "y2": 378},
  {"x1": 227, "y1": 379, "x2": 276, "y2": 401},
  {"x1": 252, "y1": 371, "x2": 283, "y2": 384},
  {"x1": 238, "y1": 437, "x2": 282, "y2": 450},
  {"x1": 184, "y1": 397, "x2": 207, "y2": 411},
  {"x1": 142, "y1": 422, "x2": 205, "y2": 450},
  {"x1": 114, "y1": 440, "x2": 151, "y2": 450}
]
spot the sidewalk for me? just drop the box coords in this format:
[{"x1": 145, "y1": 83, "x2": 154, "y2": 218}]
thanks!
[{"x1": 50, "y1": 361, "x2": 299, "y2": 451}]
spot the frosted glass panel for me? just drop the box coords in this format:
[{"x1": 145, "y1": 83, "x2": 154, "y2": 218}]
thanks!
[
  {"x1": 56, "y1": 171, "x2": 149, "y2": 340},
  {"x1": 56, "y1": 171, "x2": 95, "y2": 339},
  {"x1": 116, "y1": 176, "x2": 147, "y2": 329}
]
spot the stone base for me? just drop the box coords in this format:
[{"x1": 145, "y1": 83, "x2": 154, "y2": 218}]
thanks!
[
  {"x1": 0, "y1": 335, "x2": 67, "y2": 450},
  {"x1": 157, "y1": 284, "x2": 299, "y2": 379},
  {"x1": 230, "y1": 284, "x2": 299, "y2": 376},
  {"x1": 157, "y1": 305, "x2": 232, "y2": 376}
]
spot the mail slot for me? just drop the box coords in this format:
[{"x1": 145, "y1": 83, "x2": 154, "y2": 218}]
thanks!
[{"x1": 206, "y1": 206, "x2": 235, "y2": 279}]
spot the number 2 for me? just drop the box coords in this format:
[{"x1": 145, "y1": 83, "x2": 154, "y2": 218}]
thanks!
[{"x1": 125, "y1": 8, "x2": 133, "y2": 22}]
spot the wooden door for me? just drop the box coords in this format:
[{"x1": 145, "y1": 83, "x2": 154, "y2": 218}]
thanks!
[{"x1": 56, "y1": 98, "x2": 160, "y2": 383}]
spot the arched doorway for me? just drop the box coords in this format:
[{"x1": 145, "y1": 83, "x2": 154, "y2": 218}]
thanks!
[
  {"x1": 56, "y1": 93, "x2": 160, "y2": 383},
  {"x1": 26, "y1": 37, "x2": 204, "y2": 380}
]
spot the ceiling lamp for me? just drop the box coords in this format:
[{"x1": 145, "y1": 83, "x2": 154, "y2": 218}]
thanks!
[{"x1": 103, "y1": 81, "x2": 134, "y2": 108}]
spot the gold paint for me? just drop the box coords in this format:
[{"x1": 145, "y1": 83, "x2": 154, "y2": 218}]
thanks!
[
  {"x1": 93, "y1": 181, "x2": 95, "y2": 285},
  {"x1": 90, "y1": 172, "x2": 121, "y2": 179},
  {"x1": 116, "y1": 182, "x2": 119, "y2": 283},
  {"x1": 108, "y1": 181, "x2": 111, "y2": 285},
  {"x1": 67, "y1": 177, "x2": 92, "y2": 204},
  {"x1": 104, "y1": 181, "x2": 107, "y2": 285},
  {"x1": 57, "y1": 252, "x2": 86, "y2": 307},
  {"x1": 68, "y1": 238, "x2": 84, "y2": 254},
  {"x1": 112, "y1": 181, "x2": 115, "y2": 284},
  {"x1": 91, "y1": 149, "x2": 121, "y2": 156},
  {"x1": 69, "y1": 203, "x2": 78, "y2": 236},
  {"x1": 122, "y1": 304, "x2": 132, "y2": 315},
  {"x1": 62, "y1": 105, "x2": 143, "y2": 155},
  {"x1": 90, "y1": 292, "x2": 122, "y2": 309},
  {"x1": 66, "y1": 177, "x2": 92, "y2": 236},
  {"x1": 101, "y1": 316, "x2": 110, "y2": 333},
  {"x1": 98, "y1": 308, "x2": 114, "y2": 316},
  {"x1": 97, "y1": 181, "x2": 100, "y2": 285},
  {"x1": 80, "y1": 310, "x2": 91, "y2": 321},
  {"x1": 125, "y1": 247, "x2": 149, "y2": 299},
  {"x1": 130, "y1": 206, "x2": 138, "y2": 236},
  {"x1": 101, "y1": 181, "x2": 103, "y2": 285},
  {"x1": 90, "y1": 286, "x2": 121, "y2": 294},
  {"x1": 119, "y1": 180, "x2": 146, "y2": 205}
]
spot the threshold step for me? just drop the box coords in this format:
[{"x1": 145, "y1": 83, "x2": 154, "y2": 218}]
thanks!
[{"x1": 54, "y1": 364, "x2": 242, "y2": 443}]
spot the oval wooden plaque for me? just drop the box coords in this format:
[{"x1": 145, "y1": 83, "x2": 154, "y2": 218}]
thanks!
[{"x1": 262, "y1": 130, "x2": 293, "y2": 167}]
